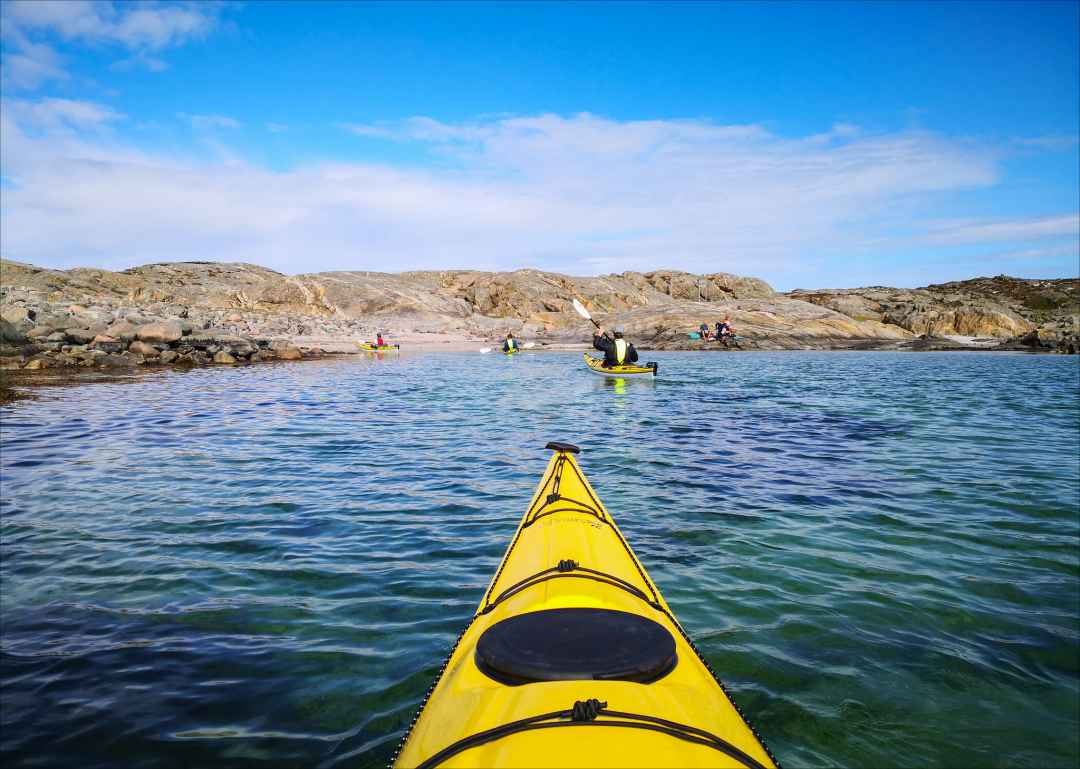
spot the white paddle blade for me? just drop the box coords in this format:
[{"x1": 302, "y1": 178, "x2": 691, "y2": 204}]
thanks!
[
  {"x1": 479, "y1": 347, "x2": 492, "y2": 354},
  {"x1": 523, "y1": 342, "x2": 536, "y2": 349},
  {"x1": 572, "y1": 297, "x2": 592, "y2": 320}
]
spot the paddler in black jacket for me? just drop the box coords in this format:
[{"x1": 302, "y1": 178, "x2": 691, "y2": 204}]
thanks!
[{"x1": 593, "y1": 325, "x2": 638, "y2": 367}]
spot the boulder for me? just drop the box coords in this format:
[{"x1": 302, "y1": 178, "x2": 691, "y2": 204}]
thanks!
[
  {"x1": 159, "y1": 350, "x2": 179, "y2": 364},
  {"x1": 136, "y1": 321, "x2": 183, "y2": 344},
  {"x1": 64, "y1": 328, "x2": 97, "y2": 345},
  {"x1": 1, "y1": 319, "x2": 29, "y2": 345},
  {"x1": 213, "y1": 350, "x2": 237, "y2": 364},
  {"x1": 128, "y1": 340, "x2": 159, "y2": 356},
  {"x1": 26, "y1": 326, "x2": 54, "y2": 339},
  {"x1": 216, "y1": 335, "x2": 257, "y2": 356},
  {"x1": 105, "y1": 321, "x2": 138, "y2": 341},
  {"x1": 24, "y1": 358, "x2": 49, "y2": 369},
  {"x1": 99, "y1": 353, "x2": 136, "y2": 367},
  {"x1": 92, "y1": 335, "x2": 126, "y2": 354},
  {"x1": 278, "y1": 346, "x2": 303, "y2": 360},
  {"x1": 1, "y1": 307, "x2": 32, "y2": 325}
]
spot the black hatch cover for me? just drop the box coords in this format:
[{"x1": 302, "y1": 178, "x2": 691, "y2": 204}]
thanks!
[{"x1": 475, "y1": 608, "x2": 677, "y2": 685}]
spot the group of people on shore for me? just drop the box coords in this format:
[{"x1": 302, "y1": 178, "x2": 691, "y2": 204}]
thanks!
[{"x1": 697, "y1": 315, "x2": 737, "y2": 344}]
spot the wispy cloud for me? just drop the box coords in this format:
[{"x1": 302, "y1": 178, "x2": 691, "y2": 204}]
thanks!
[
  {"x1": 110, "y1": 54, "x2": 169, "y2": 73},
  {"x1": 180, "y1": 112, "x2": 241, "y2": 130},
  {"x1": 266, "y1": 122, "x2": 288, "y2": 133},
  {"x1": 981, "y1": 244, "x2": 1080, "y2": 262},
  {"x1": 2, "y1": 107, "x2": 1074, "y2": 282},
  {"x1": 2, "y1": 0, "x2": 219, "y2": 50},
  {"x1": 3, "y1": 97, "x2": 124, "y2": 132},
  {"x1": 0, "y1": 1, "x2": 221, "y2": 89},
  {"x1": 917, "y1": 215, "x2": 1079, "y2": 245},
  {"x1": 1013, "y1": 134, "x2": 1080, "y2": 152},
  {"x1": 0, "y1": 25, "x2": 68, "y2": 90}
]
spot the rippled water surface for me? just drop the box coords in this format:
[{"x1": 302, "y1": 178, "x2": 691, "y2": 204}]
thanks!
[{"x1": 2, "y1": 352, "x2": 1078, "y2": 768}]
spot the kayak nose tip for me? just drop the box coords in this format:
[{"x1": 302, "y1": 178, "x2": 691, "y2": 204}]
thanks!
[{"x1": 545, "y1": 441, "x2": 581, "y2": 454}]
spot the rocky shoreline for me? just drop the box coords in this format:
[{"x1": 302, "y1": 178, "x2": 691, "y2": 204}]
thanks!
[
  {"x1": 1, "y1": 311, "x2": 324, "y2": 372},
  {"x1": 1, "y1": 259, "x2": 1076, "y2": 375}
]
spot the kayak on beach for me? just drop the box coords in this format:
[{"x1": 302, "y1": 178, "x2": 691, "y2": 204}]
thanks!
[
  {"x1": 583, "y1": 352, "x2": 657, "y2": 377},
  {"x1": 392, "y1": 442, "x2": 776, "y2": 769}
]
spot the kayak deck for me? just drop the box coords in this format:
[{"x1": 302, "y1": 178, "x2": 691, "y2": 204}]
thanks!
[
  {"x1": 583, "y1": 352, "x2": 656, "y2": 377},
  {"x1": 357, "y1": 342, "x2": 400, "y2": 351},
  {"x1": 392, "y1": 443, "x2": 775, "y2": 769}
]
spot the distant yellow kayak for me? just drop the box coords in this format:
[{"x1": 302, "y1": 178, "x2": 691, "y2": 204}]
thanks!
[
  {"x1": 392, "y1": 442, "x2": 776, "y2": 769},
  {"x1": 583, "y1": 352, "x2": 657, "y2": 377},
  {"x1": 356, "y1": 342, "x2": 400, "y2": 352}
]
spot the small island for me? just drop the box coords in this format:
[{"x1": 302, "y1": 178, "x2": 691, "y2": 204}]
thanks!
[{"x1": 1, "y1": 259, "x2": 1076, "y2": 374}]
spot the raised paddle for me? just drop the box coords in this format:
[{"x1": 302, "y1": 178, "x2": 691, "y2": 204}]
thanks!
[{"x1": 572, "y1": 298, "x2": 609, "y2": 338}]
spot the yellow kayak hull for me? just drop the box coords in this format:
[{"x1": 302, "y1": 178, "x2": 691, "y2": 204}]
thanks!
[
  {"x1": 392, "y1": 444, "x2": 776, "y2": 769},
  {"x1": 583, "y1": 352, "x2": 656, "y2": 377},
  {"x1": 357, "y1": 342, "x2": 400, "y2": 352}
]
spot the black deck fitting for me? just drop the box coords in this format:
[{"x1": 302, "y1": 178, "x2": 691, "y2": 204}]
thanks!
[{"x1": 545, "y1": 441, "x2": 581, "y2": 454}]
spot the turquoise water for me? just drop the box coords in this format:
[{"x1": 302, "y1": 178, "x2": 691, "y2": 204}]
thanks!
[{"x1": 1, "y1": 351, "x2": 1078, "y2": 768}]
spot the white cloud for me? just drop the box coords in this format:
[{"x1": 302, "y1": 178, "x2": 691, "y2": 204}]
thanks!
[
  {"x1": 180, "y1": 113, "x2": 241, "y2": 130},
  {"x1": 982, "y1": 244, "x2": 1080, "y2": 262},
  {"x1": 1, "y1": 0, "x2": 217, "y2": 50},
  {"x1": 1013, "y1": 135, "x2": 1080, "y2": 152},
  {"x1": 3, "y1": 107, "x2": 1069, "y2": 281},
  {"x1": 0, "y1": 25, "x2": 68, "y2": 90},
  {"x1": 0, "y1": 1, "x2": 219, "y2": 89},
  {"x1": 266, "y1": 123, "x2": 288, "y2": 133},
  {"x1": 918, "y1": 215, "x2": 1079, "y2": 245},
  {"x1": 3, "y1": 97, "x2": 124, "y2": 132}
]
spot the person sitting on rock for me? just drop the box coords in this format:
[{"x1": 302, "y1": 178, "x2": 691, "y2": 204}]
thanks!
[
  {"x1": 502, "y1": 332, "x2": 520, "y2": 353},
  {"x1": 716, "y1": 316, "x2": 736, "y2": 347},
  {"x1": 593, "y1": 325, "x2": 638, "y2": 367},
  {"x1": 699, "y1": 322, "x2": 711, "y2": 340}
]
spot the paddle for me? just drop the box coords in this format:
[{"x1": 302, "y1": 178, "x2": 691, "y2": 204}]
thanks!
[
  {"x1": 479, "y1": 347, "x2": 492, "y2": 354},
  {"x1": 572, "y1": 298, "x2": 609, "y2": 338}
]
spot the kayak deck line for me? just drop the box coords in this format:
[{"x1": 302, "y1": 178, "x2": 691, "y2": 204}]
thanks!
[
  {"x1": 412, "y1": 699, "x2": 772, "y2": 769},
  {"x1": 391, "y1": 442, "x2": 779, "y2": 769},
  {"x1": 476, "y1": 559, "x2": 665, "y2": 616}
]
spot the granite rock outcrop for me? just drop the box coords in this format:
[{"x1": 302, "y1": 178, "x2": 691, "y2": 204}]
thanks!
[{"x1": 2, "y1": 258, "x2": 1076, "y2": 371}]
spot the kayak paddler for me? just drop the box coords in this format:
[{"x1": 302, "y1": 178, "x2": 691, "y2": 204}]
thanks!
[
  {"x1": 502, "y1": 332, "x2": 520, "y2": 353},
  {"x1": 376, "y1": 332, "x2": 386, "y2": 347},
  {"x1": 593, "y1": 324, "x2": 638, "y2": 367}
]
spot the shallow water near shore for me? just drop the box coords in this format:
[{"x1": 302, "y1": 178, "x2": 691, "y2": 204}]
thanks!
[{"x1": 2, "y1": 351, "x2": 1078, "y2": 768}]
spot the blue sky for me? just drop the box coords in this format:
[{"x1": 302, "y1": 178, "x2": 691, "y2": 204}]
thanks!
[{"x1": 1, "y1": 1, "x2": 1077, "y2": 290}]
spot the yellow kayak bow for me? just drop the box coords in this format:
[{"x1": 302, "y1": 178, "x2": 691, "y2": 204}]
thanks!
[{"x1": 392, "y1": 442, "x2": 777, "y2": 769}]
